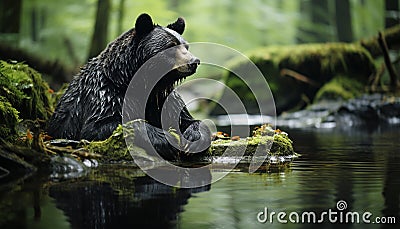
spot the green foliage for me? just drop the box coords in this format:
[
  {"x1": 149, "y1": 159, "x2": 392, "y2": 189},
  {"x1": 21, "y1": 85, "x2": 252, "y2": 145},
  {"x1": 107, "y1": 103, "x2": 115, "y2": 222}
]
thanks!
[
  {"x1": 12, "y1": 0, "x2": 301, "y2": 68},
  {"x1": 351, "y1": 0, "x2": 385, "y2": 40},
  {"x1": 6, "y1": 0, "x2": 388, "y2": 73},
  {"x1": 180, "y1": 0, "x2": 300, "y2": 51}
]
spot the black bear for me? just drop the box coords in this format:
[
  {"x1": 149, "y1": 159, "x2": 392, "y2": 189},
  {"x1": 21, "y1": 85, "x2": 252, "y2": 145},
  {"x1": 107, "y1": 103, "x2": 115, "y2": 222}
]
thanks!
[{"x1": 47, "y1": 13, "x2": 211, "y2": 160}]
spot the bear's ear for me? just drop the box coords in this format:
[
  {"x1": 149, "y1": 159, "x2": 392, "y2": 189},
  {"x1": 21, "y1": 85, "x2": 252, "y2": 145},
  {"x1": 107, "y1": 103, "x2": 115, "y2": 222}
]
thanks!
[
  {"x1": 167, "y1": 17, "x2": 185, "y2": 35},
  {"x1": 135, "y1": 13, "x2": 154, "y2": 37}
]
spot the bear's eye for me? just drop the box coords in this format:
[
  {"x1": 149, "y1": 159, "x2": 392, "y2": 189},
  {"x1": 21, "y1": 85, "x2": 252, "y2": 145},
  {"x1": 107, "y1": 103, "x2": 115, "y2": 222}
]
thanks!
[{"x1": 169, "y1": 41, "x2": 179, "y2": 48}]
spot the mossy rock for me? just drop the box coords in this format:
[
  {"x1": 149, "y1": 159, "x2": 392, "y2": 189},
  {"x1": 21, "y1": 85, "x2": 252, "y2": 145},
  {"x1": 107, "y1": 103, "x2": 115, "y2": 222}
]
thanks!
[
  {"x1": 210, "y1": 125, "x2": 294, "y2": 157},
  {"x1": 209, "y1": 133, "x2": 294, "y2": 157},
  {"x1": 0, "y1": 60, "x2": 54, "y2": 140},
  {"x1": 0, "y1": 60, "x2": 54, "y2": 121},
  {"x1": 210, "y1": 43, "x2": 375, "y2": 115},
  {"x1": 314, "y1": 75, "x2": 365, "y2": 102},
  {"x1": 85, "y1": 124, "x2": 296, "y2": 164},
  {"x1": 0, "y1": 60, "x2": 59, "y2": 177},
  {"x1": 84, "y1": 125, "x2": 133, "y2": 162}
]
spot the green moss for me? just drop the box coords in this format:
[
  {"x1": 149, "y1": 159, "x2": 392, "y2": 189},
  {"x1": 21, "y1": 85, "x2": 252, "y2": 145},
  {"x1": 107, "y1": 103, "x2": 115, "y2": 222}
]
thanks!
[
  {"x1": 0, "y1": 60, "x2": 54, "y2": 140},
  {"x1": 0, "y1": 60, "x2": 53, "y2": 120},
  {"x1": 210, "y1": 127, "x2": 295, "y2": 157},
  {"x1": 270, "y1": 133, "x2": 294, "y2": 156},
  {"x1": 248, "y1": 43, "x2": 375, "y2": 79},
  {"x1": 314, "y1": 75, "x2": 365, "y2": 101},
  {"x1": 84, "y1": 125, "x2": 133, "y2": 162},
  {"x1": 0, "y1": 96, "x2": 20, "y2": 139}
]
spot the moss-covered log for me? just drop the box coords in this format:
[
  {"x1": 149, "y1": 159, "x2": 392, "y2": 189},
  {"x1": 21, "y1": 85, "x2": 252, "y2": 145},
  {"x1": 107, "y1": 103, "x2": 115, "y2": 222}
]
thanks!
[
  {"x1": 210, "y1": 43, "x2": 376, "y2": 115},
  {"x1": 0, "y1": 43, "x2": 75, "y2": 89}
]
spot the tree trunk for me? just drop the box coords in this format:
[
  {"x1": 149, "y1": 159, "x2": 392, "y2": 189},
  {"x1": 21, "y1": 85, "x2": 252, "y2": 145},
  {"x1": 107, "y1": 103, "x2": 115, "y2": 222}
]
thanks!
[
  {"x1": 169, "y1": 0, "x2": 180, "y2": 10},
  {"x1": 310, "y1": 0, "x2": 331, "y2": 42},
  {"x1": 296, "y1": 0, "x2": 309, "y2": 43},
  {"x1": 0, "y1": 0, "x2": 22, "y2": 33},
  {"x1": 88, "y1": 0, "x2": 110, "y2": 59},
  {"x1": 385, "y1": 0, "x2": 400, "y2": 28},
  {"x1": 296, "y1": 0, "x2": 332, "y2": 43},
  {"x1": 335, "y1": 0, "x2": 354, "y2": 42},
  {"x1": 30, "y1": 7, "x2": 38, "y2": 42},
  {"x1": 116, "y1": 0, "x2": 125, "y2": 36}
]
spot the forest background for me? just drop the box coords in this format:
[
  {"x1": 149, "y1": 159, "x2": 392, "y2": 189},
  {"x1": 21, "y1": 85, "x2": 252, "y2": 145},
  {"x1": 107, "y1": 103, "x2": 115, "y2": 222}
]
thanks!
[{"x1": 1, "y1": 0, "x2": 398, "y2": 89}]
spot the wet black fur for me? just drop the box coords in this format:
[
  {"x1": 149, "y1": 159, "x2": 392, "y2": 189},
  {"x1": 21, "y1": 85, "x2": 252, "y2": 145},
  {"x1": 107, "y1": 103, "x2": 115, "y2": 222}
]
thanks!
[{"x1": 47, "y1": 14, "x2": 211, "y2": 160}]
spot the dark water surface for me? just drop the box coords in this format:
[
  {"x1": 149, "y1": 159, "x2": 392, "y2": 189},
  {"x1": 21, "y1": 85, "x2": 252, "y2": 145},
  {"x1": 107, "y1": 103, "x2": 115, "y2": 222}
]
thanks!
[{"x1": 1, "y1": 125, "x2": 399, "y2": 228}]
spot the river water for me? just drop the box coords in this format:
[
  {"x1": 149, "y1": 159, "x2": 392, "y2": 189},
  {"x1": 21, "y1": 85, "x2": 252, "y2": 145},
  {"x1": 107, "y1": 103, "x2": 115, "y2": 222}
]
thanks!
[{"x1": 0, "y1": 125, "x2": 399, "y2": 228}]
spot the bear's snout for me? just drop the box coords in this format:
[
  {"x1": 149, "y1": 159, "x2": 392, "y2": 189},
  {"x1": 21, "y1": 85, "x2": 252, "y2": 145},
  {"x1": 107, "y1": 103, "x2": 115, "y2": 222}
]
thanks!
[
  {"x1": 191, "y1": 58, "x2": 200, "y2": 66},
  {"x1": 189, "y1": 58, "x2": 200, "y2": 72}
]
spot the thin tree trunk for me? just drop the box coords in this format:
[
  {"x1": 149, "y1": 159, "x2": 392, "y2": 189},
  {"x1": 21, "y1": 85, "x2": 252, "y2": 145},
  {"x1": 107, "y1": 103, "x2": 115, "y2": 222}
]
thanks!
[
  {"x1": 296, "y1": 0, "x2": 309, "y2": 43},
  {"x1": 88, "y1": 0, "x2": 110, "y2": 59},
  {"x1": 116, "y1": 0, "x2": 125, "y2": 36},
  {"x1": 296, "y1": 0, "x2": 332, "y2": 43},
  {"x1": 378, "y1": 32, "x2": 399, "y2": 88},
  {"x1": 0, "y1": 0, "x2": 22, "y2": 34},
  {"x1": 310, "y1": 0, "x2": 331, "y2": 42},
  {"x1": 31, "y1": 7, "x2": 38, "y2": 42},
  {"x1": 335, "y1": 0, "x2": 354, "y2": 42}
]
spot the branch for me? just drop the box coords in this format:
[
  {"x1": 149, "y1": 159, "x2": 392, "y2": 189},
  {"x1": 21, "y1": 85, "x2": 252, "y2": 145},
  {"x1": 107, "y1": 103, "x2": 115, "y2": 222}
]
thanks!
[
  {"x1": 360, "y1": 25, "x2": 400, "y2": 58},
  {"x1": 378, "y1": 32, "x2": 399, "y2": 89},
  {"x1": 280, "y1": 68, "x2": 321, "y2": 87}
]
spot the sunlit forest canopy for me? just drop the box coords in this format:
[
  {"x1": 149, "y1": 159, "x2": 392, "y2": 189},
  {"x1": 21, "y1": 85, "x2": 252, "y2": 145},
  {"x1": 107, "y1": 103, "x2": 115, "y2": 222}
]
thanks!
[{"x1": 1, "y1": 0, "x2": 395, "y2": 70}]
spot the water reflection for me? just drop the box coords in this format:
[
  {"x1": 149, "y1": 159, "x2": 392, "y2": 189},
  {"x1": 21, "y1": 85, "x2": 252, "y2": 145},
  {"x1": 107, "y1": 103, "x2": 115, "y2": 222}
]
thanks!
[
  {"x1": 291, "y1": 126, "x2": 400, "y2": 227},
  {"x1": 178, "y1": 125, "x2": 400, "y2": 228},
  {"x1": 1, "y1": 125, "x2": 399, "y2": 228},
  {"x1": 49, "y1": 166, "x2": 211, "y2": 228}
]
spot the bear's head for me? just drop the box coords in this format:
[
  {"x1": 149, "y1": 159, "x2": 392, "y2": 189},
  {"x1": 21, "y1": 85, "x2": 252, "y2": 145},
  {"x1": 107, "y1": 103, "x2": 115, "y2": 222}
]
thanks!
[{"x1": 133, "y1": 13, "x2": 200, "y2": 92}]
